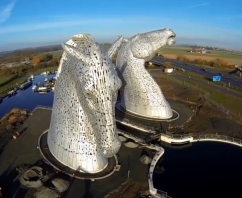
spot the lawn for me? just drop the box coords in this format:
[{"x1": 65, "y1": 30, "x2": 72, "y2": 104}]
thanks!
[
  {"x1": 0, "y1": 75, "x2": 15, "y2": 84},
  {"x1": 40, "y1": 50, "x2": 63, "y2": 57},
  {"x1": 200, "y1": 84, "x2": 242, "y2": 118},
  {"x1": 50, "y1": 50, "x2": 63, "y2": 57},
  {"x1": 154, "y1": 74, "x2": 242, "y2": 120},
  {"x1": 0, "y1": 66, "x2": 58, "y2": 94}
]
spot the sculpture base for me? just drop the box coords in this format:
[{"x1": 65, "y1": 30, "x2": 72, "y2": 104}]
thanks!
[
  {"x1": 116, "y1": 102, "x2": 179, "y2": 122},
  {"x1": 38, "y1": 130, "x2": 119, "y2": 180}
]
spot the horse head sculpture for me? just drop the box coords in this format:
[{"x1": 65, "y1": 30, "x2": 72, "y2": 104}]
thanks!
[
  {"x1": 116, "y1": 28, "x2": 176, "y2": 120},
  {"x1": 48, "y1": 34, "x2": 123, "y2": 173}
]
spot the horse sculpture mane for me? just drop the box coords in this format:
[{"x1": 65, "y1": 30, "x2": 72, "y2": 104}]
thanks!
[
  {"x1": 116, "y1": 28, "x2": 176, "y2": 120},
  {"x1": 48, "y1": 34, "x2": 124, "y2": 173}
]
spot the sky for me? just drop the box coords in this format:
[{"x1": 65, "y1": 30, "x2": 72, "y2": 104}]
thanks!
[{"x1": 0, "y1": 0, "x2": 242, "y2": 51}]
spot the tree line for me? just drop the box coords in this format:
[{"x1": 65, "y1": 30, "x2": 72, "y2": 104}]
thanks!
[
  {"x1": 32, "y1": 53, "x2": 61, "y2": 68},
  {"x1": 176, "y1": 55, "x2": 235, "y2": 69},
  {"x1": 0, "y1": 53, "x2": 61, "y2": 77},
  {"x1": 0, "y1": 45, "x2": 62, "y2": 64}
]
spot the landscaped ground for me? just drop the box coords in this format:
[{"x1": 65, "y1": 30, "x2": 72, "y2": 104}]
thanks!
[
  {"x1": 157, "y1": 73, "x2": 242, "y2": 117},
  {"x1": 159, "y1": 46, "x2": 242, "y2": 65},
  {"x1": 154, "y1": 76, "x2": 242, "y2": 138}
]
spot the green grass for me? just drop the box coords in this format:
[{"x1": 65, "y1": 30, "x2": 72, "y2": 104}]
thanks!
[
  {"x1": 50, "y1": 50, "x2": 63, "y2": 57},
  {"x1": 195, "y1": 83, "x2": 242, "y2": 117},
  {"x1": 40, "y1": 50, "x2": 63, "y2": 57},
  {"x1": 0, "y1": 75, "x2": 15, "y2": 84},
  {"x1": 0, "y1": 66, "x2": 58, "y2": 94},
  {"x1": 157, "y1": 74, "x2": 242, "y2": 118}
]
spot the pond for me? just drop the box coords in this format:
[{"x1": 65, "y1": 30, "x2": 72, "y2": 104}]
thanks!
[{"x1": 153, "y1": 141, "x2": 242, "y2": 198}]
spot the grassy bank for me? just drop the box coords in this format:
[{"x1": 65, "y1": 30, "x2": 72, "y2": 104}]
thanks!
[
  {"x1": 0, "y1": 76, "x2": 15, "y2": 84},
  {"x1": 0, "y1": 66, "x2": 58, "y2": 94},
  {"x1": 149, "y1": 68, "x2": 242, "y2": 94},
  {"x1": 154, "y1": 74, "x2": 242, "y2": 120}
]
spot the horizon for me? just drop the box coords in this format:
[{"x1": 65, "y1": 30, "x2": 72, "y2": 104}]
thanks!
[{"x1": 0, "y1": 0, "x2": 242, "y2": 51}]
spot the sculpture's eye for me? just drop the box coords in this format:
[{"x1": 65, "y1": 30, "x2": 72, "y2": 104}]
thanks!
[{"x1": 83, "y1": 82, "x2": 96, "y2": 97}]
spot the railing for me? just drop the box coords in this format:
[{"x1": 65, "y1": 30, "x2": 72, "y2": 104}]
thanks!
[
  {"x1": 116, "y1": 116, "x2": 156, "y2": 133},
  {"x1": 32, "y1": 105, "x2": 157, "y2": 133},
  {"x1": 116, "y1": 131, "x2": 171, "y2": 198},
  {"x1": 161, "y1": 132, "x2": 242, "y2": 147},
  {"x1": 146, "y1": 144, "x2": 172, "y2": 198},
  {"x1": 156, "y1": 190, "x2": 172, "y2": 198},
  {"x1": 31, "y1": 105, "x2": 52, "y2": 113}
]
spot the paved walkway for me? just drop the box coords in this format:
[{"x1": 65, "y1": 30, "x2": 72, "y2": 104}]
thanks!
[{"x1": 0, "y1": 108, "x2": 151, "y2": 198}]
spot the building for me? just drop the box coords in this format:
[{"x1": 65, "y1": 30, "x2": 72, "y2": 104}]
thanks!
[
  {"x1": 164, "y1": 68, "x2": 173, "y2": 73},
  {"x1": 191, "y1": 48, "x2": 206, "y2": 54}
]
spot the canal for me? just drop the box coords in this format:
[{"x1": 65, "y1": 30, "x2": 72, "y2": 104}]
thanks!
[{"x1": 0, "y1": 74, "x2": 55, "y2": 118}]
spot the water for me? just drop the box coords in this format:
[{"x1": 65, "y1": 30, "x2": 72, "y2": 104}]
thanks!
[
  {"x1": 0, "y1": 74, "x2": 55, "y2": 118},
  {"x1": 1, "y1": 76, "x2": 242, "y2": 197},
  {"x1": 153, "y1": 142, "x2": 242, "y2": 198}
]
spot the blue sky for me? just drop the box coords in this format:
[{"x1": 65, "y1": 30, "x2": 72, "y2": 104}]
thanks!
[{"x1": 0, "y1": 0, "x2": 242, "y2": 51}]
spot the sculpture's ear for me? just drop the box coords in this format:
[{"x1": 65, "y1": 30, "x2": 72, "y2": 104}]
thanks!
[
  {"x1": 71, "y1": 33, "x2": 95, "y2": 45},
  {"x1": 131, "y1": 35, "x2": 153, "y2": 59},
  {"x1": 123, "y1": 38, "x2": 128, "y2": 42},
  {"x1": 61, "y1": 43, "x2": 90, "y2": 64},
  {"x1": 107, "y1": 36, "x2": 124, "y2": 59}
]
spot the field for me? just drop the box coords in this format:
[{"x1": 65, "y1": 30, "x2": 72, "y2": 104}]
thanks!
[
  {"x1": 40, "y1": 50, "x2": 63, "y2": 57},
  {"x1": 154, "y1": 76, "x2": 242, "y2": 137},
  {"x1": 160, "y1": 46, "x2": 242, "y2": 65},
  {"x1": 0, "y1": 76, "x2": 14, "y2": 84},
  {"x1": 50, "y1": 50, "x2": 63, "y2": 57},
  {"x1": 154, "y1": 74, "x2": 242, "y2": 119}
]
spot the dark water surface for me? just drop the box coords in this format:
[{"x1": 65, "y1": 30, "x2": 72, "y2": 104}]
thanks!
[
  {"x1": 0, "y1": 74, "x2": 55, "y2": 118},
  {"x1": 154, "y1": 142, "x2": 242, "y2": 198}
]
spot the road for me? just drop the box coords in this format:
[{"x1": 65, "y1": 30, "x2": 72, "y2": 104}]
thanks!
[
  {"x1": 151, "y1": 57, "x2": 242, "y2": 90},
  {"x1": 150, "y1": 71, "x2": 242, "y2": 99}
]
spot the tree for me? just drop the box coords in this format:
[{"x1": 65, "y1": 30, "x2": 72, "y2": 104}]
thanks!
[
  {"x1": 176, "y1": 56, "x2": 183, "y2": 61},
  {"x1": 33, "y1": 55, "x2": 40, "y2": 66},
  {"x1": 39, "y1": 62, "x2": 47, "y2": 68},
  {"x1": 47, "y1": 60, "x2": 58, "y2": 67},
  {"x1": 163, "y1": 61, "x2": 172, "y2": 68},
  {"x1": 40, "y1": 53, "x2": 53, "y2": 62},
  {"x1": 53, "y1": 56, "x2": 61, "y2": 65}
]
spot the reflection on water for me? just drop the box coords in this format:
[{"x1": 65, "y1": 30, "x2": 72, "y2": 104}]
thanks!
[
  {"x1": 0, "y1": 74, "x2": 55, "y2": 118},
  {"x1": 153, "y1": 141, "x2": 242, "y2": 198}
]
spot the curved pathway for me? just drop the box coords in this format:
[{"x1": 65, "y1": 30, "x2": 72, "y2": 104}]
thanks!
[{"x1": 160, "y1": 133, "x2": 242, "y2": 148}]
